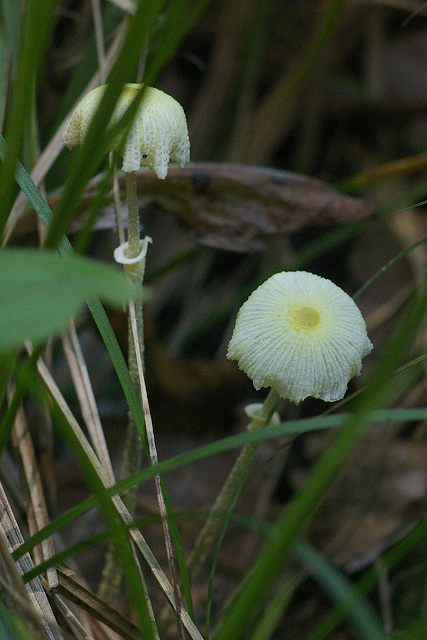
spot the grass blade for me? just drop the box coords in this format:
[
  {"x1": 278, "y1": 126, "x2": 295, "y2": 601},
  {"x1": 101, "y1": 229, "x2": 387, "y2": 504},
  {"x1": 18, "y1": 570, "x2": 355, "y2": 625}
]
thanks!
[
  {"x1": 295, "y1": 541, "x2": 384, "y2": 640},
  {"x1": 307, "y1": 517, "x2": 427, "y2": 640},
  {"x1": 0, "y1": 0, "x2": 57, "y2": 237}
]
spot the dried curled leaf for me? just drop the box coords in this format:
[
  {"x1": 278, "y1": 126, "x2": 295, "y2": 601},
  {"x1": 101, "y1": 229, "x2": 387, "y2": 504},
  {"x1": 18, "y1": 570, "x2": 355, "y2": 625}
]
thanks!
[{"x1": 118, "y1": 163, "x2": 375, "y2": 252}]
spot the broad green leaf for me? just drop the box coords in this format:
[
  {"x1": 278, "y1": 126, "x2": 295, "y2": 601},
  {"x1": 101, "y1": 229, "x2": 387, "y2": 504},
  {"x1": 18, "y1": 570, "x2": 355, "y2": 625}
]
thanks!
[{"x1": 0, "y1": 249, "x2": 138, "y2": 349}]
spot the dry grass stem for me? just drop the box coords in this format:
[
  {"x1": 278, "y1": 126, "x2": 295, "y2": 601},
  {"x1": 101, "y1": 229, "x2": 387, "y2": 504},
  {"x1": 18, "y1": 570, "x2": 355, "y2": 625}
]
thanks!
[
  {"x1": 58, "y1": 568, "x2": 141, "y2": 640},
  {"x1": 62, "y1": 323, "x2": 115, "y2": 484},
  {"x1": 10, "y1": 391, "x2": 58, "y2": 591},
  {"x1": 128, "y1": 300, "x2": 186, "y2": 640},
  {"x1": 0, "y1": 483, "x2": 63, "y2": 639},
  {"x1": 53, "y1": 592, "x2": 95, "y2": 640}
]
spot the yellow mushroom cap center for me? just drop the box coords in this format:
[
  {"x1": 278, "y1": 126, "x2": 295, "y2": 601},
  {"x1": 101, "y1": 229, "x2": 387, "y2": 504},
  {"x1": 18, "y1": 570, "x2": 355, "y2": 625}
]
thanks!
[{"x1": 289, "y1": 305, "x2": 321, "y2": 331}]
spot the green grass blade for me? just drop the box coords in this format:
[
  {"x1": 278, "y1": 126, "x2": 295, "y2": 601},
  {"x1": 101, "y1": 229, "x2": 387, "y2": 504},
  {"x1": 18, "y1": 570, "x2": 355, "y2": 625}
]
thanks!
[
  {"x1": 0, "y1": 348, "x2": 42, "y2": 456},
  {"x1": 295, "y1": 541, "x2": 384, "y2": 640},
  {"x1": 22, "y1": 512, "x2": 167, "y2": 583},
  {"x1": 145, "y1": 0, "x2": 213, "y2": 85},
  {"x1": 249, "y1": 575, "x2": 302, "y2": 640},
  {"x1": 354, "y1": 231, "x2": 427, "y2": 300},
  {"x1": 307, "y1": 517, "x2": 427, "y2": 640},
  {"x1": 0, "y1": 0, "x2": 57, "y2": 237}
]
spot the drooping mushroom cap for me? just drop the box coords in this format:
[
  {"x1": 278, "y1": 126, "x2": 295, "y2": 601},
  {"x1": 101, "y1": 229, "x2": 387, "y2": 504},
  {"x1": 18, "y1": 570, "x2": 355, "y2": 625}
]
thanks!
[
  {"x1": 227, "y1": 271, "x2": 373, "y2": 404},
  {"x1": 63, "y1": 83, "x2": 190, "y2": 179}
]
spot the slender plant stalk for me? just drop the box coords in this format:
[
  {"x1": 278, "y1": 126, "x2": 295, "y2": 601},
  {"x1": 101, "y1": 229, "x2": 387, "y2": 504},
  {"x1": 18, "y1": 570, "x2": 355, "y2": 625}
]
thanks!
[
  {"x1": 187, "y1": 388, "x2": 281, "y2": 579},
  {"x1": 98, "y1": 171, "x2": 145, "y2": 602},
  {"x1": 129, "y1": 301, "x2": 186, "y2": 640}
]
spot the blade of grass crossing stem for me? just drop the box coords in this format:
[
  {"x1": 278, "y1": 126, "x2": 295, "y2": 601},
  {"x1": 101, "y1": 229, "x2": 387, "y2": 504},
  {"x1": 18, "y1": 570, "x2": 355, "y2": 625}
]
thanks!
[
  {"x1": 47, "y1": 0, "x2": 211, "y2": 248},
  {"x1": 213, "y1": 283, "x2": 427, "y2": 640},
  {"x1": 205, "y1": 447, "x2": 259, "y2": 638},
  {"x1": 295, "y1": 541, "x2": 384, "y2": 639},
  {"x1": 13, "y1": 407, "x2": 427, "y2": 570},
  {"x1": 44, "y1": 83, "x2": 148, "y2": 248},
  {"x1": 73, "y1": 158, "x2": 117, "y2": 253},
  {"x1": 23, "y1": 512, "x2": 174, "y2": 584},
  {"x1": 44, "y1": 0, "x2": 167, "y2": 249},
  {"x1": 307, "y1": 517, "x2": 427, "y2": 640},
  {"x1": 249, "y1": 575, "x2": 303, "y2": 640},
  {"x1": 0, "y1": 0, "x2": 57, "y2": 238},
  {"x1": 0, "y1": 135, "x2": 146, "y2": 444}
]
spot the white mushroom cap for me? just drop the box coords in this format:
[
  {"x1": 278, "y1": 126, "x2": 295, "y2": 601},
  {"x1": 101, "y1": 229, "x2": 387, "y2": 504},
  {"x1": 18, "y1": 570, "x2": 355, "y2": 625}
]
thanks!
[
  {"x1": 63, "y1": 83, "x2": 190, "y2": 179},
  {"x1": 227, "y1": 271, "x2": 373, "y2": 404}
]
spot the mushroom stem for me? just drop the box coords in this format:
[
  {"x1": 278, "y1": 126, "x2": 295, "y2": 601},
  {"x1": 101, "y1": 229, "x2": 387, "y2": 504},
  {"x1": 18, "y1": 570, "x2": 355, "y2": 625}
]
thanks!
[
  {"x1": 187, "y1": 388, "x2": 281, "y2": 581},
  {"x1": 125, "y1": 171, "x2": 141, "y2": 258},
  {"x1": 98, "y1": 171, "x2": 146, "y2": 603},
  {"x1": 122, "y1": 170, "x2": 145, "y2": 503}
]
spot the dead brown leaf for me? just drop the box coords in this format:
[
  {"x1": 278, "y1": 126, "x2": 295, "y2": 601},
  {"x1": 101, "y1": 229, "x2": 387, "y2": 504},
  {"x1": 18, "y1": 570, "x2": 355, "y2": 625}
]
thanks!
[{"x1": 27, "y1": 163, "x2": 375, "y2": 253}]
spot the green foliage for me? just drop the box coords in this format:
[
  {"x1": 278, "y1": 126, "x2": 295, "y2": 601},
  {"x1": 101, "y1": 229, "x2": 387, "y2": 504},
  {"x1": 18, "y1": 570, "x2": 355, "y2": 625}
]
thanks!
[
  {"x1": 0, "y1": 599, "x2": 29, "y2": 640},
  {"x1": 0, "y1": 249, "x2": 139, "y2": 350}
]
